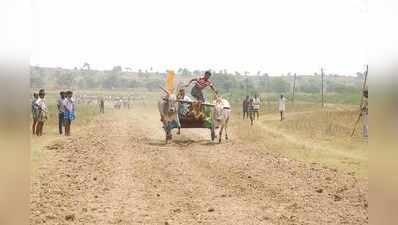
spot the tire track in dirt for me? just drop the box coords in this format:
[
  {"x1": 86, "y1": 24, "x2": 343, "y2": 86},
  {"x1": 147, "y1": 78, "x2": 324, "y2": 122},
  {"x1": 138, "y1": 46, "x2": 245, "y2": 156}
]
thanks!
[
  {"x1": 31, "y1": 109, "x2": 368, "y2": 225},
  {"x1": 129, "y1": 110, "x2": 368, "y2": 224}
]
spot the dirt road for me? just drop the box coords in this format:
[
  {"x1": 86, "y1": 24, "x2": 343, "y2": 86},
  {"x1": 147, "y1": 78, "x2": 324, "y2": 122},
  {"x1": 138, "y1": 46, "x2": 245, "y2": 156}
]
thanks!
[{"x1": 31, "y1": 109, "x2": 368, "y2": 225}]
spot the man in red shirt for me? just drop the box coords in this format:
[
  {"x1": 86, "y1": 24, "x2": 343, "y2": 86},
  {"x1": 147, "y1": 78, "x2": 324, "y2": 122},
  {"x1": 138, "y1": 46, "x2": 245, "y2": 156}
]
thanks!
[{"x1": 185, "y1": 71, "x2": 218, "y2": 102}]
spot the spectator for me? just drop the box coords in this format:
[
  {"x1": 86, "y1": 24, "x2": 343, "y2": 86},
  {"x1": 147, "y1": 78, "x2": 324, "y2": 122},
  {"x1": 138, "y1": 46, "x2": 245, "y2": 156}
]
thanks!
[
  {"x1": 31, "y1": 93, "x2": 39, "y2": 135},
  {"x1": 279, "y1": 95, "x2": 287, "y2": 121},
  {"x1": 57, "y1": 91, "x2": 66, "y2": 135},
  {"x1": 242, "y1": 96, "x2": 249, "y2": 120},
  {"x1": 253, "y1": 94, "x2": 261, "y2": 119},
  {"x1": 63, "y1": 90, "x2": 75, "y2": 136},
  {"x1": 35, "y1": 89, "x2": 47, "y2": 136}
]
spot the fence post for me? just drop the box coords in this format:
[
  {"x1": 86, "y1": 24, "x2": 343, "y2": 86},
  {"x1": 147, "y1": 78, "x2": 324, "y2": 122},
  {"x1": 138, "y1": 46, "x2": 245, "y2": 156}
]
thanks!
[
  {"x1": 321, "y1": 68, "x2": 324, "y2": 108},
  {"x1": 292, "y1": 73, "x2": 297, "y2": 105}
]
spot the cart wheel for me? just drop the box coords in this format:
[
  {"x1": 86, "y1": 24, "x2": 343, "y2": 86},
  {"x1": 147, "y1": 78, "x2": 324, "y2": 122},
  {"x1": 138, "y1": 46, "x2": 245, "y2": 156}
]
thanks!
[{"x1": 210, "y1": 127, "x2": 215, "y2": 141}]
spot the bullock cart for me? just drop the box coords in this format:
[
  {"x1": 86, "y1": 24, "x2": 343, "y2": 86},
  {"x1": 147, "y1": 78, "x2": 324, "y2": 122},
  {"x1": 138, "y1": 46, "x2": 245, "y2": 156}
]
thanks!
[{"x1": 177, "y1": 100, "x2": 217, "y2": 141}]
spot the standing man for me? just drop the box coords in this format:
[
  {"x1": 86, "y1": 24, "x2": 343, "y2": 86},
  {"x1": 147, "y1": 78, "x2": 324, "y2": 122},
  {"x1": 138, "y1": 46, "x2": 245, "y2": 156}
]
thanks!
[
  {"x1": 242, "y1": 96, "x2": 249, "y2": 120},
  {"x1": 279, "y1": 94, "x2": 287, "y2": 121},
  {"x1": 248, "y1": 97, "x2": 255, "y2": 125},
  {"x1": 362, "y1": 89, "x2": 368, "y2": 138},
  {"x1": 253, "y1": 94, "x2": 261, "y2": 119},
  {"x1": 57, "y1": 91, "x2": 66, "y2": 135},
  {"x1": 185, "y1": 71, "x2": 218, "y2": 102},
  {"x1": 64, "y1": 90, "x2": 75, "y2": 136},
  {"x1": 35, "y1": 89, "x2": 47, "y2": 136},
  {"x1": 127, "y1": 97, "x2": 131, "y2": 109},
  {"x1": 99, "y1": 97, "x2": 105, "y2": 113},
  {"x1": 176, "y1": 88, "x2": 192, "y2": 135},
  {"x1": 31, "y1": 93, "x2": 39, "y2": 135}
]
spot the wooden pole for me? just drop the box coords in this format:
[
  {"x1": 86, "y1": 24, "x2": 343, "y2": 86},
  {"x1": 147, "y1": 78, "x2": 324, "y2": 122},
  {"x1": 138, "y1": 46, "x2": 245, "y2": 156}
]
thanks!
[
  {"x1": 360, "y1": 65, "x2": 368, "y2": 108},
  {"x1": 292, "y1": 73, "x2": 297, "y2": 105},
  {"x1": 245, "y1": 77, "x2": 249, "y2": 96},
  {"x1": 321, "y1": 68, "x2": 324, "y2": 108},
  {"x1": 351, "y1": 113, "x2": 362, "y2": 137},
  {"x1": 267, "y1": 75, "x2": 271, "y2": 108},
  {"x1": 351, "y1": 65, "x2": 368, "y2": 137}
]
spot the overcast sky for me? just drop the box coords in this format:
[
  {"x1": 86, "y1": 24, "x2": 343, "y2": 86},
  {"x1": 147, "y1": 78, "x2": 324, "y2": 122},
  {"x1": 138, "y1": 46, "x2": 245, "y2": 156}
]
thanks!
[{"x1": 31, "y1": 0, "x2": 368, "y2": 75}]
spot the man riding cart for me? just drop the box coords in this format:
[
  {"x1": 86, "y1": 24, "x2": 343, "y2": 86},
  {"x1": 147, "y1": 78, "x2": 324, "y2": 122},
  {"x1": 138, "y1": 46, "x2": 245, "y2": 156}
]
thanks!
[
  {"x1": 158, "y1": 71, "x2": 230, "y2": 143},
  {"x1": 175, "y1": 92, "x2": 231, "y2": 143},
  {"x1": 181, "y1": 70, "x2": 219, "y2": 129},
  {"x1": 185, "y1": 71, "x2": 218, "y2": 102}
]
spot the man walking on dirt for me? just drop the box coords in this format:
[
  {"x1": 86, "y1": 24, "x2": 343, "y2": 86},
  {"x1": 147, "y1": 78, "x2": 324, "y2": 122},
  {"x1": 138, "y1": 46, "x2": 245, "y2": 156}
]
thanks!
[
  {"x1": 185, "y1": 71, "x2": 218, "y2": 102},
  {"x1": 242, "y1": 96, "x2": 249, "y2": 120}
]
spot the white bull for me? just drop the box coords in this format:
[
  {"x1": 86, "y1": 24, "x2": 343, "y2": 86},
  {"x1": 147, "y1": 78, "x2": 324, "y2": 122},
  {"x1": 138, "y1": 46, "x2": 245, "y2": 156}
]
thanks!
[
  {"x1": 158, "y1": 93, "x2": 178, "y2": 143},
  {"x1": 213, "y1": 97, "x2": 231, "y2": 143}
]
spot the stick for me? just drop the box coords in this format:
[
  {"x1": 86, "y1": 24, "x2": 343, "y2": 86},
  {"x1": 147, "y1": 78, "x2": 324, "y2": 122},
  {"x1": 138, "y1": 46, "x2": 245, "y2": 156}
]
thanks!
[
  {"x1": 351, "y1": 111, "x2": 362, "y2": 137},
  {"x1": 267, "y1": 75, "x2": 271, "y2": 108},
  {"x1": 159, "y1": 86, "x2": 169, "y2": 95},
  {"x1": 292, "y1": 73, "x2": 297, "y2": 105},
  {"x1": 177, "y1": 100, "x2": 215, "y2": 107},
  {"x1": 359, "y1": 65, "x2": 368, "y2": 109},
  {"x1": 321, "y1": 68, "x2": 324, "y2": 108},
  {"x1": 351, "y1": 65, "x2": 368, "y2": 137}
]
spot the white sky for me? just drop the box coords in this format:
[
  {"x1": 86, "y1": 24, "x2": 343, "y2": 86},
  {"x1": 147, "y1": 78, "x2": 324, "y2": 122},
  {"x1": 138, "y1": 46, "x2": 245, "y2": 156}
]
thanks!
[{"x1": 31, "y1": 0, "x2": 368, "y2": 75}]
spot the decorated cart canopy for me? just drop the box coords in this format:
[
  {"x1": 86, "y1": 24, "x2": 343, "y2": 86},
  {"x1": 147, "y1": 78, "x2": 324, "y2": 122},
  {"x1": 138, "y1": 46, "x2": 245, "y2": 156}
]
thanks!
[{"x1": 177, "y1": 100, "x2": 215, "y2": 129}]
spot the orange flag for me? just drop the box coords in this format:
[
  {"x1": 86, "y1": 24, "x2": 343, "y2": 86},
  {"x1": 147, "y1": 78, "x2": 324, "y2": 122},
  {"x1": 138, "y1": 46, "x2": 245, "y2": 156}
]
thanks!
[{"x1": 166, "y1": 70, "x2": 175, "y2": 94}]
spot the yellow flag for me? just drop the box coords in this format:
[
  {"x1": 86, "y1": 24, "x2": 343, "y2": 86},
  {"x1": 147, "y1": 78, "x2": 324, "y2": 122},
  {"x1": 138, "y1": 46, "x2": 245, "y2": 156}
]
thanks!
[{"x1": 166, "y1": 70, "x2": 175, "y2": 94}]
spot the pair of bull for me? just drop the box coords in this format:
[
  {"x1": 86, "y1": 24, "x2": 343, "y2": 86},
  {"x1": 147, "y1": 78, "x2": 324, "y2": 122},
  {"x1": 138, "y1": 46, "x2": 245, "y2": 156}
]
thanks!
[{"x1": 158, "y1": 90, "x2": 231, "y2": 144}]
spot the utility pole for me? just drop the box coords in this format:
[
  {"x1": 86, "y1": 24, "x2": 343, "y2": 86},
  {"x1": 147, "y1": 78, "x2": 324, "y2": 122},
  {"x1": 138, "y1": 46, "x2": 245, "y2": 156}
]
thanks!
[
  {"x1": 292, "y1": 73, "x2": 297, "y2": 105},
  {"x1": 265, "y1": 74, "x2": 271, "y2": 108},
  {"x1": 245, "y1": 77, "x2": 249, "y2": 96},
  {"x1": 321, "y1": 68, "x2": 324, "y2": 108}
]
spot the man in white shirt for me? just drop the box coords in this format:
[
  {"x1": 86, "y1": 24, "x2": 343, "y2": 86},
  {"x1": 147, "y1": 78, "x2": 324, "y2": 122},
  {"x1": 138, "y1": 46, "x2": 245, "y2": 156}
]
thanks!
[
  {"x1": 35, "y1": 89, "x2": 47, "y2": 136},
  {"x1": 253, "y1": 94, "x2": 261, "y2": 119},
  {"x1": 176, "y1": 89, "x2": 193, "y2": 134}
]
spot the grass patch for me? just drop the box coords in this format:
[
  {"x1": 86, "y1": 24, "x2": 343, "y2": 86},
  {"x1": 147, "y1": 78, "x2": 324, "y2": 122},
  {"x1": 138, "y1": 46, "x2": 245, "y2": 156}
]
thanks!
[{"x1": 231, "y1": 102, "x2": 368, "y2": 178}]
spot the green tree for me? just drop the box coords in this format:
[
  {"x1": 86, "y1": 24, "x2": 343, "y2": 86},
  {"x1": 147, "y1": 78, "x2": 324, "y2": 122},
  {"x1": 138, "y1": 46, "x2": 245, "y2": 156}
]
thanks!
[
  {"x1": 102, "y1": 74, "x2": 119, "y2": 89},
  {"x1": 128, "y1": 80, "x2": 141, "y2": 89},
  {"x1": 299, "y1": 78, "x2": 321, "y2": 93},
  {"x1": 270, "y1": 77, "x2": 289, "y2": 93},
  {"x1": 80, "y1": 75, "x2": 97, "y2": 88},
  {"x1": 82, "y1": 62, "x2": 90, "y2": 71},
  {"x1": 56, "y1": 72, "x2": 75, "y2": 89},
  {"x1": 145, "y1": 79, "x2": 163, "y2": 91},
  {"x1": 30, "y1": 74, "x2": 45, "y2": 88},
  {"x1": 112, "y1": 65, "x2": 122, "y2": 73}
]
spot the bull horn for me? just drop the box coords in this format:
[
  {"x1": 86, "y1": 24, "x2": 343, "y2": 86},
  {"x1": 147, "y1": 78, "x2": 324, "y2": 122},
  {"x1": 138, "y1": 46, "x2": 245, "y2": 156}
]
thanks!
[{"x1": 159, "y1": 86, "x2": 169, "y2": 95}]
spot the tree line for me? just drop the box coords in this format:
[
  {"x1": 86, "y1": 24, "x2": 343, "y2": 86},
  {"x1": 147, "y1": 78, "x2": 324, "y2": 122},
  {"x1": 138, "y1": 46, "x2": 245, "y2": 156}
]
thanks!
[{"x1": 30, "y1": 66, "x2": 363, "y2": 95}]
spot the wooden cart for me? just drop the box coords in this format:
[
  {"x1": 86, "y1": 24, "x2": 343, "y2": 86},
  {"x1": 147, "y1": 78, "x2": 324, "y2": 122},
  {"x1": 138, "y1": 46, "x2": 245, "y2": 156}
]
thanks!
[{"x1": 177, "y1": 100, "x2": 216, "y2": 141}]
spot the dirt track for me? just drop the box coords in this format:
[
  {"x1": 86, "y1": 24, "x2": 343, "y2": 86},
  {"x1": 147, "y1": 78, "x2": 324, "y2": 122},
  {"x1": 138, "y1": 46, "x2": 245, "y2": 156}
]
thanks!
[{"x1": 31, "y1": 109, "x2": 368, "y2": 225}]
